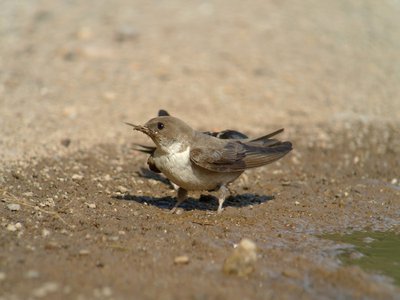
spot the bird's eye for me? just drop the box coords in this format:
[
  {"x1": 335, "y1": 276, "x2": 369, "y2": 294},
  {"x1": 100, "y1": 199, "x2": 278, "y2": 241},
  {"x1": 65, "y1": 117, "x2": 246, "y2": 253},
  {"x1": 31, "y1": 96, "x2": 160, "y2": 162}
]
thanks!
[{"x1": 157, "y1": 122, "x2": 164, "y2": 130}]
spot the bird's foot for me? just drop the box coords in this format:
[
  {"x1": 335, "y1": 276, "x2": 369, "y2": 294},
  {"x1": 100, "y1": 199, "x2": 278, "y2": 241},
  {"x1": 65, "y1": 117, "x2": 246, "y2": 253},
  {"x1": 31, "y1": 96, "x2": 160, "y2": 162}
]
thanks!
[
  {"x1": 169, "y1": 187, "x2": 187, "y2": 214},
  {"x1": 217, "y1": 185, "x2": 228, "y2": 214}
]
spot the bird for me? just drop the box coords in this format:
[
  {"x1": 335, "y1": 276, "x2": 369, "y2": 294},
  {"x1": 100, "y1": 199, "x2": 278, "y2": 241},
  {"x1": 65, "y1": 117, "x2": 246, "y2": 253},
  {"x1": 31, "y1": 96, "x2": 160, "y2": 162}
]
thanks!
[{"x1": 126, "y1": 115, "x2": 292, "y2": 213}]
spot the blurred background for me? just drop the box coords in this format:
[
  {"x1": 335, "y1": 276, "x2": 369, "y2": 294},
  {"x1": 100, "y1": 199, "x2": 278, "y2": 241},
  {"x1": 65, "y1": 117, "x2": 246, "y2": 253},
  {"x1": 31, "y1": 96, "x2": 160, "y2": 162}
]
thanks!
[{"x1": 1, "y1": 0, "x2": 399, "y2": 161}]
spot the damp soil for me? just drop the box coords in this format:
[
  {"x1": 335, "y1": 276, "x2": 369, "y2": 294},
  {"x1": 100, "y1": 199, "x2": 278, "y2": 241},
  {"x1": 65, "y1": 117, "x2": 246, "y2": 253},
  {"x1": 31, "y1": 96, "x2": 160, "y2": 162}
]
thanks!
[{"x1": 1, "y1": 123, "x2": 399, "y2": 299}]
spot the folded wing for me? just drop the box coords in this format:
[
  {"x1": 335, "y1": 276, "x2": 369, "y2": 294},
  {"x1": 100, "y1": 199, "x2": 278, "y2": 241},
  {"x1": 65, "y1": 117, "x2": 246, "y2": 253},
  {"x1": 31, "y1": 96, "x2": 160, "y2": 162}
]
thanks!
[{"x1": 190, "y1": 140, "x2": 292, "y2": 172}]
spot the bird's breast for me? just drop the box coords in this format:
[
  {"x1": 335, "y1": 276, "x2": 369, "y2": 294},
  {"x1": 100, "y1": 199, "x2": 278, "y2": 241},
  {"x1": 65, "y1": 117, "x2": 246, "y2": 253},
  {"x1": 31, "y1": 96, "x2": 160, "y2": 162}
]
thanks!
[{"x1": 153, "y1": 146, "x2": 240, "y2": 191}]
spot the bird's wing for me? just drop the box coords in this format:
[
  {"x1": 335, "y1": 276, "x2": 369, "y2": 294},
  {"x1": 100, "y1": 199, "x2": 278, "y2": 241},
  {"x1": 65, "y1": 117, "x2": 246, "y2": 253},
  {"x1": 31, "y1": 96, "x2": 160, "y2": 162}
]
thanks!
[
  {"x1": 190, "y1": 140, "x2": 293, "y2": 173},
  {"x1": 203, "y1": 129, "x2": 248, "y2": 140},
  {"x1": 131, "y1": 144, "x2": 156, "y2": 154}
]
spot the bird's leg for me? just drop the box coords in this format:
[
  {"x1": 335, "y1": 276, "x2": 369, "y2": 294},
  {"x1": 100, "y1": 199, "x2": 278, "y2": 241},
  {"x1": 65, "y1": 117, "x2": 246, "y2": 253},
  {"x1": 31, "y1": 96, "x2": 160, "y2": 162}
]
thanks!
[
  {"x1": 170, "y1": 181, "x2": 180, "y2": 191},
  {"x1": 170, "y1": 187, "x2": 187, "y2": 213},
  {"x1": 217, "y1": 185, "x2": 229, "y2": 214}
]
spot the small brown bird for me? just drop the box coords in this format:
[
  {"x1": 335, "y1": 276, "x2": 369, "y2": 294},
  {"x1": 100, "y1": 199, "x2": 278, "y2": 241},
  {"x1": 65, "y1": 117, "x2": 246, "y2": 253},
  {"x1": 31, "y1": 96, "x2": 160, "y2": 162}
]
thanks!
[{"x1": 126, "y1": 116, "x2": 292, "y2": 213}]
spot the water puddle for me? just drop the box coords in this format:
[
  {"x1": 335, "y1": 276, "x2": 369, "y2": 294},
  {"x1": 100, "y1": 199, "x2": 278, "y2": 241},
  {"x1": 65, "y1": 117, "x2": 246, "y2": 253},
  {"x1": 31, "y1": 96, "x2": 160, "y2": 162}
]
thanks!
[{"x1": 323, "y1": 231, "x2": 400, "y2": 285}]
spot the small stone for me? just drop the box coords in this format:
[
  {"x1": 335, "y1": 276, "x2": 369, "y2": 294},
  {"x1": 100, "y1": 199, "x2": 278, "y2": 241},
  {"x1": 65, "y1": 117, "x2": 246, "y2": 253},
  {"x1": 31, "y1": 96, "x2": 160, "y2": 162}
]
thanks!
[
  {"x1": 103, "y1": 174, "x2": 112, "y2": 181},
  {"x1": 86, "y1": 203, "x2": 96, "y2": 209},
  {"x1": 108, "y1": 236, "x2": 119, "y2": 241},
  {"x1": 32, "y1": 282, "x2": 59, "y2": 298},
  {"x1": 175, "y1": 208, "x2": 184, "y2": 215},
  {"x1": 363, "y1": 237, "x2": 375, "y2": 244},
  {"x1": 223, "y1": 238, "x2": 257, "y2": 276},
  {"x1": 23, "y1": 192, "x2": 34, "y2": 197},
  {"x1": 101, "y1": 286, "x2": 113, "y2": 297},
  {"x1": 26, "y1": 270, "x2": 40, "y2": 279},
  {"x1": 72, "y1": 174, "x2": 84, "y2": 180},
  {"x1": 391, "y1": 178, "x2": 398, "y2": 185},
  {"x1": 7, "y1": 223, "x2": 17, "y2": 231},
  {"x1": 117, "y1": 186, "x2": 128, "y2": 193},
  {"x1": 79, "y1": 249, "x2": 90, "y2": 256},
  {"x1": 291, "y1": 156, "x2": 300, "y2": 165},
  {"x1": 349, "y1": 252, "x2": 364, "y2": 260},
  {"x1": 44, "y1": 241, "x2": 60, "y2": 250},
  {"x1": 294, "y1": 201, "x2": 300, "y2": 206},
  {"x1": 174, "y1": 255, "x2": 190, "y2": 264},
  {"x1": 94, "y1": 286, "x2": 113, "y2": 297},
  {"x1": 0, "y1": 272, "x2": 6, "y2": 281},
  {"x1": 282, "y1": 268, "x2": 302, "y2": 279},
  {"x1": 7, "y1": 203, "x2": 21, "y2": 211},
  {"x1": 42, "y1": 228, "x2": 51, "y2": 237},
  {"x1": 61, "y1": 138, "x2": 71, "y2": 147},
  {"x1": 353, "y1": 156, "x2": 360, "y2": 164},
  {"x1": 40, "y1": 198, "x2": 55, "y2": 207}
]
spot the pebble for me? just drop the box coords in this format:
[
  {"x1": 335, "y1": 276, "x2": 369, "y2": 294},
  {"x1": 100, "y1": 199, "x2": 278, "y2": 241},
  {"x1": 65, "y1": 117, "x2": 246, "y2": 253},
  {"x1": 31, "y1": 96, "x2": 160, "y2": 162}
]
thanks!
[
  {"x1": 94, "y1": 286, "x2": 113, "y2": 297},
  {"x1": 32, "y1": 282, "x2": 59, "y2": 298},
  {"x1": 7, "y1": 203, "x2": 21, "y2": 211},
  {"x1": 72, "y1": 174, "x2": 84, "y2": 180},
  {"x1": 86, "y1": 203, "x2": 96, "y2": 209},
  {"x1": 26, "y1": 270, "x2": 40, "y2": 279},
  {"x1": 282, "y1": 268, "x2": 302, "y2": 279},
  {"x1": 0, "y1": 272, "x2": 5, "y2": 281},
  {"x1": 294, "y1": 201, "x2": 300, "y2": 206},
  {"x1": 174, "y1": 255, "x2": 190, "y2": 264},
  {"x1": 40, "y1": 198, "x2": 55, "y2": 207},
  {"x1": 103, "y1": 174, "x2": 112, "y2": 181},
  {"x1": 349, "y1": 251, "x2": 364, "y2": 260},
  {"x1": 23, "y1": 192, "x2": 34, "y2": 197},
  {"x1": 117, "y1": 186, "x2": 128, "y2": 193},
  {"x1": 223, "y1": 238, "x2": 257, "y2": 276},
  {"x1": 79, "y1": 249, "x2": 90, "y2": 256},
  {"x1": 391, "y1": 178, "x2": 398, "y2": 185},
  {"x1": 7, "y1": 222, "x2": 22, "y2": 231},
  {"x1": 363, "y1": 237, "x2": 375, "y2": 244},
  {"x1": 44, "y1": 241, "x2": 60, "y2": 250},
  {"x1": 61, "y1": 138, "x2": 71, "y2": 147},
  {"x1": 42, "y1": 228, "x2": 51, "y2": 237}
]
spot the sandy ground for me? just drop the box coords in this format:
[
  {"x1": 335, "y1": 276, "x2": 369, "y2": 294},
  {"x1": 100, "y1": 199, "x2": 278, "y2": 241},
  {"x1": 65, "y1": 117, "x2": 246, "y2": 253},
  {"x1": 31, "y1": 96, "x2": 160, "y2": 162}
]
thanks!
[{"x1": 1, "y1": 0, "x2": 400, "y2": 299}]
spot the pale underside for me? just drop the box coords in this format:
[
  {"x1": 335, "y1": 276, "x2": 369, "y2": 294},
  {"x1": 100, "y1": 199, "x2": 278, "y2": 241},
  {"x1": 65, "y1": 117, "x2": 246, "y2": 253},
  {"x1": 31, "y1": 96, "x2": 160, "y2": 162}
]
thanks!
[{"x1": 153, "y1": 145, "x2": 242, "y2": 191}]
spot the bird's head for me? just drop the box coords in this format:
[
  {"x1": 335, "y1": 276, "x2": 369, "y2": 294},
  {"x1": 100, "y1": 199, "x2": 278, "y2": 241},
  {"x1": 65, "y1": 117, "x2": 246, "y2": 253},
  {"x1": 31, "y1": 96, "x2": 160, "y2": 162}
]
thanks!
[{"x1": 126, "y1": 116, "x2": 194, "y2": 151}]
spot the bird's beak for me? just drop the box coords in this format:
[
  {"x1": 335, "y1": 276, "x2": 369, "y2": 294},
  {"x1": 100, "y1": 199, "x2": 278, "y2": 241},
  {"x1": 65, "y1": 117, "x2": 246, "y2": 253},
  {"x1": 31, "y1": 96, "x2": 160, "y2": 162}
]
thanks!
[{"x1": 124, "y1": 122, "x2": 151, "y2": 135}]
